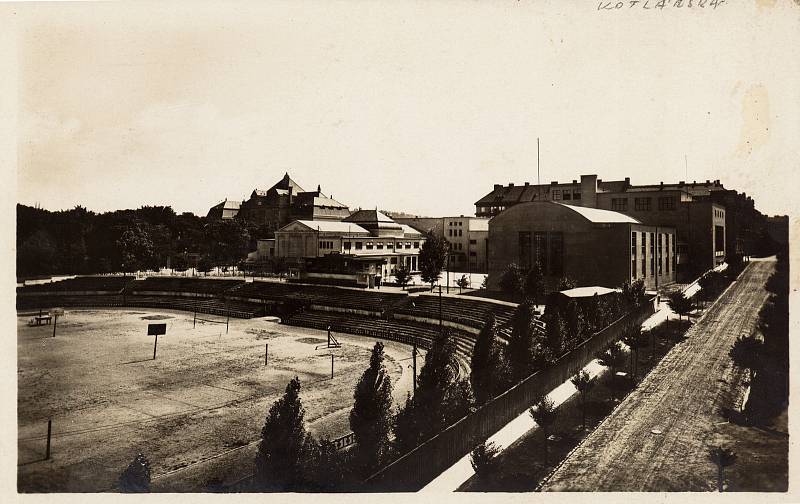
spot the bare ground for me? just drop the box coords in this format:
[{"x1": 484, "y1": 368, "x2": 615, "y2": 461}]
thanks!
[
  {"x1": 542, "y1": 259, "x2": 776, "y2": 491},
  {"x1": 17, "y1": 308, "x2": 415, "y2": 492}
]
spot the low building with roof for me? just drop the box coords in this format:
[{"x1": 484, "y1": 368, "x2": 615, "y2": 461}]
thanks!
[
  {"x1": 487, "y1": 201, "x2": 676, "y2": 291},
  {"x1": 272, "y1": 211, "x2": 426, "y2": 288}
]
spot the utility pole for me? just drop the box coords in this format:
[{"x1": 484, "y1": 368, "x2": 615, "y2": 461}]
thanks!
[{"x1": 438, "y1": 285, "x2": 443, "y2": 334}]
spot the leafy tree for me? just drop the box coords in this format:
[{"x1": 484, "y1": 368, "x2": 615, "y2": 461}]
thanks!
[
  {"x1": 196, "y1": 255, "x2": 214, "y2": 276},
  {"x1": 456, "y1": 274, "x2": 470, "y2": 293},
  {"x1": 595, "y1": 341, "x2": 627, "y2": 391},
  {"x1": 563, "y1": 300, "x2": 586, "y2": 351},
  {"x1": 254, "y1": 377, "x2": 309, "y2": 491},
  {"x1": 394, "y1": 262, "x2": 412, "y2": 290},
  {"x1": 524, "y1": 261, "x2": 545, "y2": 302},
  {"x1": 393, "y1": 331, "x2": 472, "y2": 453},
  {"x1": 621, "y1": 279, "x2": 646, "y2": 309},
  {"x1": 570, "y1": 370, "x2": 596, "y2": 430},
  {"x1": 622, "y1": 327, "x2": 645, "y2": 381},
  {"x1": 118, "y1": 453, "x2": 151, "y2": 493},
  {"x1": 544, "y1": 310, "x2": 567, "y2": 358},
  {"x1": 498, "y1": 263, "x2": 525, "y2": 300},
  {"x1": 303, "y1": 437, "x2": 350, "y2": 491},
  {"x1": 729, "y1": 334, "x2": 763, "y2": 384},
  {"x1": 419, "y1": 232, "x2": 448, "y2": 290},
  {"x1": 505, "y1": 301, "x2": 540, "y2": 382},
  {"x1": 17, "y1": 229, "x2": 57, "y2": 277},
  {"x1": 667, "y1": 291, "x2": 694, "y2": 321},
  {"x1": 708, "y1": 446, "x2": 737, "y2": 492},
  {"x1": 470, "y1": 314, "x2": 508, "y2": 404},
  {"x1": 116, "y1": 223, "x2": 155, "y2": 273},
  {"x1": 529, "y1": 396, "x2": 558, "y2": 465},
  {"x1": 556, "y1": 276, "x2": 576, "y2": 291},
  {"x1": 349, "y1": 342, "x2": 394, "y2": 477},
  {"x1": 470, "y1": 442, "x2": 501, "y2": 477}
]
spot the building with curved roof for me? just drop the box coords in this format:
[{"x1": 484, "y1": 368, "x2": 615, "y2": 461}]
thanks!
[{"x1": 488, "y1": 201, "x2": 676, "y2": 292}]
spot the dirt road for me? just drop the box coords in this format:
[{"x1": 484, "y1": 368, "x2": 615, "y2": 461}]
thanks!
[{"x1": 542, "y1": 259, "x2": 774, "y2": 491}]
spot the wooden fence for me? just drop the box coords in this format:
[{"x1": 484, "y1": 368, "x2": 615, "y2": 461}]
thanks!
[{"x1": 364, "y1": 300, "x2": 655, "y2": 491}]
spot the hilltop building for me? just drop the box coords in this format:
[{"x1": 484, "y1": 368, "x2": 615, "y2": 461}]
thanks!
[{"x1": 208, "y1": 173, "x2": 350, "y2": 235}]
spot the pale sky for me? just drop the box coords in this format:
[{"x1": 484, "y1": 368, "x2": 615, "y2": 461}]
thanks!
[{"x1": 10, "y1": 0, "x2": 800, "y2": 217}]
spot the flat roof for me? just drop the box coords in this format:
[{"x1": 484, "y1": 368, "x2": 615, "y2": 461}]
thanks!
[{"x1": 559, "y1": 286, "x2": 619, "y2": 298}]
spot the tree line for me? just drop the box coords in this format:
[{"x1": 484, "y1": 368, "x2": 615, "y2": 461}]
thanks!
[{"x1": 17, "y1": 204, "x2": 273, "y2": 278}]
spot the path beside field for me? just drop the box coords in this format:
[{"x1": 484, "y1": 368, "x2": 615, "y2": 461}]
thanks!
[{"x1": 542, "y1": 259, "x2": 774, "y2": 491}]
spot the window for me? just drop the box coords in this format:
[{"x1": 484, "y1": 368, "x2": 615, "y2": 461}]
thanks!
[
  {"x1": 666, "y1": 234, "x2": 670, "y2": 274},
  {"x1": 658, "y1": 234, "x2": 663, "y2": 275},
  {"x1": 650, "y1": 232, "x2": 655, "y2": 276},
  {"x1": 448, "y1": 229, "x2": 453, "y2": 237},
  {"x1": 458, "y1": 229, "x2": 462, "y2": 237},
  {"x1": 376, "y1": 243, "x2": 384, "y2": 250},
  {"x1": 519, "y1": 231, "x2": 532, "y2": 269},
  {"x1": 469, "y1": 239, "x2": 477, "y2": 245},
  {"x1": 631, "y1": 232, "x2": 637, "y2": 279},
  {"x1": 641, "y1": 233, "x2": 647, "y2": 278},
  {"x1": 344, "y1": 242, "x2": 352, "y2": 250},
  {"x1": 366, "y1": 242, "x2": 373, "y2": 250},
  {"x1": 355, "y1": 242, "x2": 363, "y2": 250},
  {"x1": 469, "y1": 251, "x2": 477, "y2": 257},
  {"x1": 563, "y1": 191, "x2": 572, "y2": 201},
  {"x1": 552, "y1": 189, "x2": 561, "y2": 200},
  {"x1": 658, "y1": 196, "x2": 675, "y2": 210},
  {"x1": 612, "y1": 198, "x2": 628, "y2": 211},
  {"x1": 387, "y1": 242, "x2": 394, "y2": 249},
  {"x1": 534, "y1": 232, "x2": 548, "y2": 271},
  {"x1": 413, "y1": 242, "x2": 420, "y2": 248},
  {"x1": 390, "y1": 257, "x2": 397, "y2": 264},
  {"x1": 573, "y1": 189, "x2": 581, "y2": 200},
  {"x1": 635, "y1": 197, "x2": 652, "y2": 211},
  {"x1": 550, "y1": 232, "x2": 563, "y2": 276},
  {"x1": 715, "y1": 225, "x2": 725, "y2": 252}
]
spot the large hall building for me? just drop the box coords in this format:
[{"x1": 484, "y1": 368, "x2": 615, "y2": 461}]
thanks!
[{"x1": 476, "y1": 174, "x2": 740, "y2": 280}]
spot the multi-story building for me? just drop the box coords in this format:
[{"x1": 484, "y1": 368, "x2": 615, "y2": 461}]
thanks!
[
  {"x1": 208, "y1": 173, "x2": 350, "y2": 235},
  {"x1": 488, "y1": 202, "x2": 676, "y2": 291},
  {"x1": 476, "y1": 174, "x2": 732, "y2": 280},
  {"x1": 272, "y1": 210, "x2": 425, "y2": 288},
  {"x1": 395, "y1": 216, "x2": 490, "y2": 273}
]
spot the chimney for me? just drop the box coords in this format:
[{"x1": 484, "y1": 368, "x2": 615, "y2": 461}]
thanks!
[
  {"x1": 706, "y1": 180, "x2": 710, "y2": 185},
  {"x1": 551, "y1": 181, "x2": 558, "y2": 185},
  {"x1": 624, "y1": 177, "x2": 630, "y2": 184},
  {"x1": 494, "y1": 184, "x2": 502, "y2": 190},
  {"x1": 509, "y1": 183, "x2": 514, "y2": 187},
  {"x1": 572, "y1": 179, "x2": 577, "y2": 184},
  {"x1": 659, "y1": 181, "x2": 664, "y2": 190},
  {"x1": 679, "y1": 180, "x2": 685, "y2": 186},
  {"x1": 524, "y1": 182, "x2": 529, "y2": 186},
  {"x1": 580, "y1": 174, "x2": 598, "y2": 208}
]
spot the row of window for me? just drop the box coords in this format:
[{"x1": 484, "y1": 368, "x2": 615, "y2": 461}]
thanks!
[
  {"x1": 448, "y1": 221, "x2": 463, "y2": 227},
  {"x1": 448, "y1": 229, "x2": 463, "y2": 237},
  {"x1": 630, "y1": 231, "x2": 676, "y2": 279},
  {"x1": 626, "y1": 196, "x2": 677, "y2": 211},
  {"x1": 340, "y1": 241, "x2": 421, "y2": 251},
  {"x1": 552, "y1": 189, "x2": 581, "y2": 201},
  {"x1": 714, "y1": 209, "x2": 725, "y2": 219},
  {"x1": 518, "y1": 231, "x2": 564, "y2": 276}
]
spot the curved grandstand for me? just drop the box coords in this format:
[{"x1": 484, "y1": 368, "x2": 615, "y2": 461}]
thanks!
[{"x1": 17, "y1": 275, "x2": 524, "y2": 368}]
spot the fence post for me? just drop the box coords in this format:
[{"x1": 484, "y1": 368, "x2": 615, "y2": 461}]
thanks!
[{"x1": 45, "y1": 419, "x2": 52, "y2": 460}]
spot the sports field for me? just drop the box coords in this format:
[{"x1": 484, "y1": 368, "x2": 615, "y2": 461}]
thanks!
[{"x1": 17, "y1": 308, "x2": 416, "y2": 492}]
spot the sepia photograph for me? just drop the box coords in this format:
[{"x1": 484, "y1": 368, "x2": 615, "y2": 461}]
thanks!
[{"x1": 3, "y1": 0, "x2": 797, "y2": 499}]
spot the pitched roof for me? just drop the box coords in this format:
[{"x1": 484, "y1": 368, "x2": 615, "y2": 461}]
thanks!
[
  {"x1": 344, "y1": 209, "x2": 396, "y2": 224},
  {"x1": 556, "y1": 203, "x2": 641, "y2": 224},
  {"x1": 283, "y1": 220, "x2": 370, "y2": 234},
  {"x1": 399, "y1": 224, "x2": 423, "y2": 236}
]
